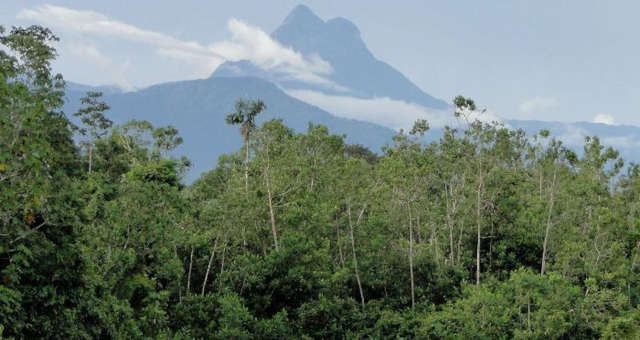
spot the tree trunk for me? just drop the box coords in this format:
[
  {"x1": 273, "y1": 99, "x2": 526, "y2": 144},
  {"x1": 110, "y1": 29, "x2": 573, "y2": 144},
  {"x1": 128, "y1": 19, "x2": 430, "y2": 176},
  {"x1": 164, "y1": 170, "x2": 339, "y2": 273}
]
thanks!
[
  {"x1": 541, "y1": 165, "x2": 557, "y2": 275},
  {"x1": 430, "y1": 222, "x2": 440, "y2": 262},
  {"x1": 456, "y1": 221, "x2": 465, "y2": 266},
  {"x1": 218, "y1": 236, "x2": 228, "y2": 292},
  {"x1": 242, "y1": 137, "x2": 250, "y2": 247},
  {"x1": 446, "y1": 184, "x2": 455, "y2": 265},
  {"x1": 175, "y1": 246, "x2": 182, "y2": 302},
  {"x1": 201, "y1": 236, "x2": 219, "y2": 296},
  {"x1": 310, "y1": 157, "x2": 316, "y2": 191},
  {"x1": 416, "y1": 214, "x2": 423, "y2": 244},
  {"x1": 265, "y1": 165, "x2": 279, "y2": 251},
  {"x1": 538, "y1": 169, "x2": 543, "y2": 199},
  {"x1": 88, "y1": 143, "x2": 93, "y2": 174},
  {"x1": 186, "y1": 246, "x2": 194, "y2": 294},
  {"x1": 476, "y1": 175, "x2": 483, "y2": 286},
  {"x1": 244, "y1": 136, "x2": 250, "y2": 195},
  {"x1": 336, "y1": 218, "x2": 345, "y2": 268},
  {"x1": 408, "y1": 204, "x2": 415, "y2": 310},
  {"x1": 348, "y1": 203, "x2": 366, "y2": 311}
]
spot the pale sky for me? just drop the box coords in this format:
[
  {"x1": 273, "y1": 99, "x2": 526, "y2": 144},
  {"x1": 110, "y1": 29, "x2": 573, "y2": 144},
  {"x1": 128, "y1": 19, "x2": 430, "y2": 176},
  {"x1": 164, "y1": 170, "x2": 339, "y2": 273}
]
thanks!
[{"x1": 3, "y1": 0, "x2": 640, "y2": 126}]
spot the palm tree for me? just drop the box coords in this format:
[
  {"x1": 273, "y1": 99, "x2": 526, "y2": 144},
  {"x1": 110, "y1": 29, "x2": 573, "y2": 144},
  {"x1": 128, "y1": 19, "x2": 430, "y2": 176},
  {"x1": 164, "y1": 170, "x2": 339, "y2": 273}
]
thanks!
[{"x1": 225, "y1": 99, "x2": 266, "y2": 194}]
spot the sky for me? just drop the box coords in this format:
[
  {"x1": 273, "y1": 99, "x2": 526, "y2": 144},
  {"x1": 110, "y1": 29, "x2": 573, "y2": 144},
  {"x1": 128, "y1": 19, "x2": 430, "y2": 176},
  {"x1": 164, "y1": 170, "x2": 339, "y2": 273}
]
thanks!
[{"x1": 2, "y1": 0, "x2": 640, "y2": 126}]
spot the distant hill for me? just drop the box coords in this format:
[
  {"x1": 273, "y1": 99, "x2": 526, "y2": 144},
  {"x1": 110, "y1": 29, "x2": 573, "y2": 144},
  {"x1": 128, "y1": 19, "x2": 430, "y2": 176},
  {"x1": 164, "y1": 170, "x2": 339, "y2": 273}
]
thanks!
[
  {"x1": 507, "y1": 120, "x2": 640, "y2": 163},
  {"x1": 66, "y1": 82, "x2": 125, "y2": 96},
  {"x1": 65, "y1": 76, "x2": 395, "y2": 182},
  {"x1": 64, "y1": 4, "x2": 640, "y2": 182}
]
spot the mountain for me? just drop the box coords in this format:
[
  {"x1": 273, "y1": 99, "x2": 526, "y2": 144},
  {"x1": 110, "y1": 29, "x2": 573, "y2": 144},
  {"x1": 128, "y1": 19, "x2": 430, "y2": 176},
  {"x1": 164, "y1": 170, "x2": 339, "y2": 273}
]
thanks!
[
  {"x1": 65, "y1": 77, "x2": 395, "y2": 182},
  {"x1": 66, "y1": 82, "x2": 125, "y2": 96},
  {"x1": 212, "y1": 4, "x2": 448, "y2": 110},
  {"x1": 64, "y1": 4, "x2": 640, "y2": 182},
  {"x1": 210, "y1": 5, "x2": 640, "y2": 164},
  {"x1": 507, "y1": 120, "x2": 640, "y2": 162}
]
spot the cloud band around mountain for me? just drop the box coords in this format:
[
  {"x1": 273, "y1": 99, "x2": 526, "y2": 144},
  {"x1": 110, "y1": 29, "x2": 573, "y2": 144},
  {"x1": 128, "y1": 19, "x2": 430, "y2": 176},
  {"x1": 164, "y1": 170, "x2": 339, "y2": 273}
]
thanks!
[
  {"x1": 17, "y1": 4, "x2": 336, "y2": 87},
  {"x1": 286, "y1": 89, "x2": 502, "y2": 131}
]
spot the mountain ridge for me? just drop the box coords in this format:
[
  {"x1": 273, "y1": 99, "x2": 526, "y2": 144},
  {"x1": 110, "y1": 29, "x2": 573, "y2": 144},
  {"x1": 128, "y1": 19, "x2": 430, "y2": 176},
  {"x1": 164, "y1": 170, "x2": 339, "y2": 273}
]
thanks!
[
  {"x1": 64, "y1": 4, "x2": 640, "y2": 182},
  {"x1": 212, "y1": 5, "x2": 449, "y2": 110},
  {"x1": 64, "y1": 76, "x2": 396, "y2": 182}
]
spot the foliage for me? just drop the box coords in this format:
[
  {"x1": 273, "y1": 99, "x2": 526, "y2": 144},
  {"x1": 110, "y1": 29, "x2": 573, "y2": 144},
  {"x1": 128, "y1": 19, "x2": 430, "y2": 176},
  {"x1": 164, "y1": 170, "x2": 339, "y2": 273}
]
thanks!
[{"x1": 1, "y1": 25, "x2": 639, "y2": 339}]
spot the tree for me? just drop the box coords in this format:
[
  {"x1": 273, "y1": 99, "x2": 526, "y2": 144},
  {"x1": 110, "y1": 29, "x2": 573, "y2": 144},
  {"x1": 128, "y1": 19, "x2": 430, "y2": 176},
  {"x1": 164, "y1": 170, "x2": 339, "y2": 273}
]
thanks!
[
  {"x1": 225, "y1": 99, "x2": 266, "y2": 195},
  {"x1": 74, "y1": 91, "x2": 112, "y2": 173},
  {"x1": 4, "y1": 24, "x2": 640, "y2": 337},
  {"x1": 0, "y1": 25, "x2": 100, "y2": 338},
  {"x1": 540, "y1": 138, "x2": 571, "y2": 275}
]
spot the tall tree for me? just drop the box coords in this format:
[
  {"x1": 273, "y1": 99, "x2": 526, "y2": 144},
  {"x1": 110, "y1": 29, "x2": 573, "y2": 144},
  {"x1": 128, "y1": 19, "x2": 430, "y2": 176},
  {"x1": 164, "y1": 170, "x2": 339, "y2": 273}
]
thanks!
[
  {"x1": 74, "y1": 91, "x2": 112, "y2": 173},
  {"x1": 225, "y1": 99, "x2": 266, "y2": 195}
]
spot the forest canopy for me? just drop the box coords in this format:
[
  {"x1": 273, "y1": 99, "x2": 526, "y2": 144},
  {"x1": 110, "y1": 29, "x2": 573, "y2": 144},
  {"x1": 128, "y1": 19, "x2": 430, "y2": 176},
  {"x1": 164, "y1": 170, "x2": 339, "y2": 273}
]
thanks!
[{"x1": 1, "y1": 26, "x2": 639, "y2": 339}]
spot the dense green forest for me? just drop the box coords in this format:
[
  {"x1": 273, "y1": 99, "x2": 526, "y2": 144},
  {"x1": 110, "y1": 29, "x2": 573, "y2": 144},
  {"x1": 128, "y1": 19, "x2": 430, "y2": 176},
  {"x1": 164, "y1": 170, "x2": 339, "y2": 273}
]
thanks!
[{"x1": 2, "y1": 26, "x2": 640, "y2": 339}]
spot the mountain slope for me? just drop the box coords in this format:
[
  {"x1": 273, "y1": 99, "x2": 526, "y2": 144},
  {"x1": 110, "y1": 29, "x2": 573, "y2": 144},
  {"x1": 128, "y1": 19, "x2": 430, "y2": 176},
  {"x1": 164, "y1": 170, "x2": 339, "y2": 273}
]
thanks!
[
  {"x1": 65, "y1": 76, "x2": 395, "y2": 181},
  {"x1": 65, "y1": 4, "x2": 640, "y2": 181},
  {"x1": 507, "y1": 120, "x2": 640, "y2": 162},
  {"x1": 212, "y1": 5, "x2": 448, "y2": 110}
]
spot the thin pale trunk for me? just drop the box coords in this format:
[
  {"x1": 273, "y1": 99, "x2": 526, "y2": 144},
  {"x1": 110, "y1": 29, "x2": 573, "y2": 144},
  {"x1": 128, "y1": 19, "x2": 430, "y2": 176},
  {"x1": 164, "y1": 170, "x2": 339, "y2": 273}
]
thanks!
[
  {"x1": 265, "y1": 165, "x2": 279, "y2": 251},
  {"x1": 446, "y1": 184, "x2": 454, "y2": 265},
  {"x1": 336, "y1": 218, "x2": 345, "y2": 268},
  {"x1": 408, "y1": 204, "x2": 415, "y2": 310},
  {"x1": 489, "y1": 223, "x2": 494, "y2": 271},
  {"x1": 201, "y1": 236, "x2": 219, "y2": 296},
  {"x1": 186, "y1": 246, "x2": 194, "y2": 294},
  {"x1": 244, "y1": 136, "x2": 249, "y2": 194},
  {"x1": 538, "y1": 169, "x2": 543, "y2": 199},
  {"x1": 88, "y1": 143, "x2": 93, "y2": 174},
  {"x1": 310, "y1": 157, "x2": 317, "y2": 191},
  {"x1": 218, "y1": 236, "x2": 228, "y2": 292},
  {"x1": 242, "y1": 137, "x2": 249, "y2": 247},
  {"x1": 541, "y1": 165, "x2": 557, "y2": 275},
  {"x1": 444, "y1": 184, "x2": 453, "y2": 265},
  {"x1": 476, "y1": 175, "x2": 483, "y2": 286},
  {"x1": 348, "y1": 204, "x2": 366, "y2": 311},
  {"x1": 431, "y1": 223, "x2": 440, "y2": 262},
  {"x1": 175, "y1": 246, "x2": 182, "y2": 302},
  {"x1": 416, "y1": 214, "x2": 423, "y2": 244},
  {"x1": 456, "y1": 221, "x2": 465, "y2": 266}
]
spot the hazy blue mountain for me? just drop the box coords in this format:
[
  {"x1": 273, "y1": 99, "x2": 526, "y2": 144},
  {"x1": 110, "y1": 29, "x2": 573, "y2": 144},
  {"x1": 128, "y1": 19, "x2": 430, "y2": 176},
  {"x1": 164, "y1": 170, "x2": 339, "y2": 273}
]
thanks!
[
  {"x1": 66, "y1": 82, "x2": 124, "y2": 96},
  {"x1": 212, "y1": 4, "x2": 448, "y2": 109},
  {"x1": 64, "y1": 4, "x2": 640, "y2": 183},
  {"x1": 64, "y1": 76, "x2": 640, "y2": 184},
  {"x1": 65, "y1": 76, "x2": 395, "y2": 182},
  {"x1": 507, "y1": 120, "x2": 640, "y2": 163}
]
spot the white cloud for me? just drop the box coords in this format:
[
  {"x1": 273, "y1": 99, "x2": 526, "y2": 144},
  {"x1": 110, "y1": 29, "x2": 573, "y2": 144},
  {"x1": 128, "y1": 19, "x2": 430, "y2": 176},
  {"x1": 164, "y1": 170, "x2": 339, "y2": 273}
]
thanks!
[
  {"x1": 518, "y1": 96, "x2": 558, "y2": 115},
  {"x1": 212, "y1": 19, "x2": 335, "y2": 87},
  {"x1": 111, "y1": 60, "x2": 136, "y2": 92},
  {"x1": 17, "y1": 4, "x2": 335, "y2": 86},
  {"x1": 66, "y1": 42, "x2": 111, "y2": 68},
  {"x1": 17, "y1": 5, "x2": 222, "y2": 66},
  {"x1": 556, "y1": 124, "x2": 589, "y2": 146},
  {"x1": 593, "y1": 113, "x2": 616, "y2": 125},
  {"x1": 555, "y1": 123, "x2": 640, "y2": 150},
  {"x1": 286, "y1": 90, "x2": 502, "y2": 131},
  {"x1": 602, "y1": 136, "x2": 640, "y2": 148},
  {"x1": 62, "y1": 42, "x2": 134, "y2": 91},
  {"x1": 156, "y1": 48, "x2": 221, "y2": 79}
]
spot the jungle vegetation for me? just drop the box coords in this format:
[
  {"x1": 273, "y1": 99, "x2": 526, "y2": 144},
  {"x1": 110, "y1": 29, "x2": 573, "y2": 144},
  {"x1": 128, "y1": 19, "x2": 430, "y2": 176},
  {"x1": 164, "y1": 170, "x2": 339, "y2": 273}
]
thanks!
[{"x1": 1, "y1": 26, "x2": 639, "y2": 339}]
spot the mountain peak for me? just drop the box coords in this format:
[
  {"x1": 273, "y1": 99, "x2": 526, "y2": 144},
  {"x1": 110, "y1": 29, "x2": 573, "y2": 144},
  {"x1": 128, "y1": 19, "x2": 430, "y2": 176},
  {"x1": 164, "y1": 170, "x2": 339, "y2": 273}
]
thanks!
[
  {"x1": 282, "y1": 4, "x2": 324, "y2": 28},
  {"x1": 272, "y1": 5, "x2": 367, "y2": 57},
  {"x1": 217, "y1": 4, "x2": 449, "y2": 110},
  {"x1": 326, "y1": 17, "x2": 360, "y2": 37}
]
